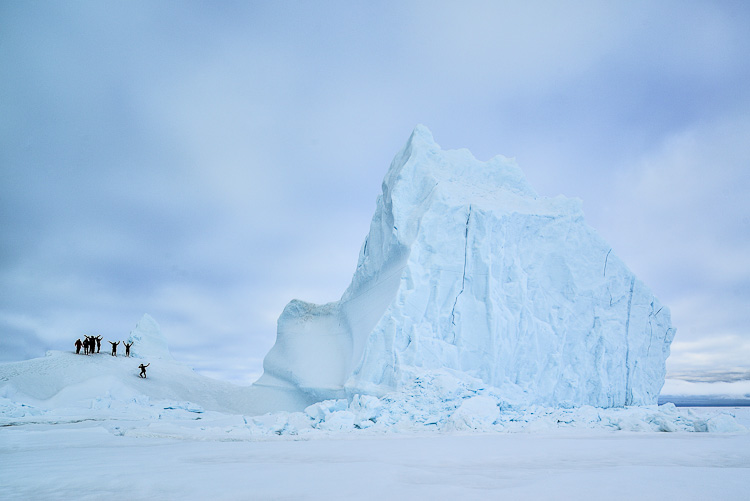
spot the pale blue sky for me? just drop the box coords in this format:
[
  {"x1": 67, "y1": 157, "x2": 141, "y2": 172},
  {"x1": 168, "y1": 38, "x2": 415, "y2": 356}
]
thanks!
[{"x1": 2, "y1": 1, "x2": 749, "y2": 383}]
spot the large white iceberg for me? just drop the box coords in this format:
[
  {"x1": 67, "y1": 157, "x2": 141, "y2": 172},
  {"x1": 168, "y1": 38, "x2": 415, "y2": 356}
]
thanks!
[{"x1": 249, "y1": 126, "x2": 676, "y2": 413}]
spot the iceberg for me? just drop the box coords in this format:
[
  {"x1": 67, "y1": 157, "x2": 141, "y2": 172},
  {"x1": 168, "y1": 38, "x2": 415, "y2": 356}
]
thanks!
[{"x1": 248, "y1": 125, "x2": 676, "y2": 413}]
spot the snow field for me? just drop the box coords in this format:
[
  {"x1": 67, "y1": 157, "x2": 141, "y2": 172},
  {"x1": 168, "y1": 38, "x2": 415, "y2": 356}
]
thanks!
[{"x1": 2, "y1": 419, "x2": 749, "y2": 500}]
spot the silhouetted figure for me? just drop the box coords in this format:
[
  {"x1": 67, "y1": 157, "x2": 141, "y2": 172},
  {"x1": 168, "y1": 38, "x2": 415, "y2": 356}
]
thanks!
[
  {"x1": 138, "y1": 363, "x2": 149, "y2": 378},
  {"x1": 124, "y1": 341, "x2": 133, "y2": 357},
  {"x1": 75, "y1": 338, "x2": 82, "y2": 355},
  {"x1": 96, "y1": 336, "x2": 102, "y2": 353},
  {"x1": 83, "y1": 336, "x2": 91, "y2": 355},
  {"x1": 109, "y1": 340, "x2": 120, "y2": 356}
]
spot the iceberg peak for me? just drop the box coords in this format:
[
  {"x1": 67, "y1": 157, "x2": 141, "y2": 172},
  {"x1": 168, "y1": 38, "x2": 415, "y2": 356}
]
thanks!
[{"x1": 407, "y1": 124, "x2": 437, "y2": 149}]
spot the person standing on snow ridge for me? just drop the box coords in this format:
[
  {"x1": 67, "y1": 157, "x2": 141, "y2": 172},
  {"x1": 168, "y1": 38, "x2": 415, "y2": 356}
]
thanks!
[
  {"x1": 96, "y1": 335, "x2": 102, "y2": 353},
  {"x1": 75, "y1": 338, "x2": 82, "y2": 354},
  {"x1": 138, "y1": 363, "x2": 149, "y2": 378},
  {"x1": 123, "y1": 341, "x2": 133, "y2": 357},
  {"x1": 109, "y1": 340, "x2": 120, "y2": 356}
]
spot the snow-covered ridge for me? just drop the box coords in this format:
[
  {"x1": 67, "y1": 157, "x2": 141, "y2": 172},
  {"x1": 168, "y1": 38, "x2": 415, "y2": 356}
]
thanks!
[
  {"x1": 250, "y1": 125, "x2": 676, "y2": 414},
  {"x1": 0, "y1": 315, "x2": 255, "y2": 416}
]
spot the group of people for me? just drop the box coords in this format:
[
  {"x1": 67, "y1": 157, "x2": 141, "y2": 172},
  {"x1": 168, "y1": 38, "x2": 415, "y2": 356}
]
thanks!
[
  {"x1": 74, "y1": 335, "x2": 101, "y2": 355},
  {"x1": 74, "y1": 336, "x2": 134, "y2": 357},
  {"x1": 73, "y1": 336, "x2": 148, "y2": 377}
]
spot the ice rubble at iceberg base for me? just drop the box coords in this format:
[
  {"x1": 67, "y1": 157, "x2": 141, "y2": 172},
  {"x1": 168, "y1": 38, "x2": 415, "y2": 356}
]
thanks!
[
  {"x1": 250, "y1": 125, "x2": 677, "y2": 418},
  {"x1": 245, "y1": 369, "x2": 747, "y2": 436}
]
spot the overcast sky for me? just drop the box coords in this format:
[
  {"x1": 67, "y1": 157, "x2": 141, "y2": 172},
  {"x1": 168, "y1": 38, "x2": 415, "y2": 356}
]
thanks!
[{"x1": 2, "y1": 1, "x2": 749, "y2": 384}]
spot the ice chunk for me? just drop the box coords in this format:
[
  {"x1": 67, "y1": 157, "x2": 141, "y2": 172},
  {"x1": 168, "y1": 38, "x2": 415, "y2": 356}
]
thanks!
[
  {"x1": 304, "y1": 399, "x2": 349, "y2": 425},
  {"x1": 705, "y1": 413, "x2": 746, "y2": 433},
  {"x1": 284, "y1": 412, "x2": 314, "y2": 435},
  {"x1": 448, "y1": 396, "x2": 499, "y2": 430},
  {"x1": 349, "y1": 394, "x2": 384, "y2": 423},
  {"x1": 319, "y1": 410, "x2": 356, "y2": 431},
  {"x1": 249, "y1": 412, "x2": 289, "y2": 434},
  {"x1": 163, "y1": 402, "x2": 204, "y2": 413}
]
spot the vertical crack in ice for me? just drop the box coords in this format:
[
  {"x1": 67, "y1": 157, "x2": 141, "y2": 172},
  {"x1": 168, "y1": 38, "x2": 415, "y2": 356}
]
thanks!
[
  {"x1": 603, "y1": 248, "x2": 612, "y2": 277},
  {"x1": 450, "y1": 205, "x2": 472, "y2": 336},
  {"x1": 647, "y1": 302, "x2": 655, "y2": 356},
  {"x1": 624, "y1": 277, "x2": 635, "y2": 405}
]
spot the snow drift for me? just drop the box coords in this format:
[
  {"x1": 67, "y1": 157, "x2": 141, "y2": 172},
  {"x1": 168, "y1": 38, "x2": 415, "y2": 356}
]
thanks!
[{"x1": 249, "y1": 125, "x2": 676, "y2": 413}]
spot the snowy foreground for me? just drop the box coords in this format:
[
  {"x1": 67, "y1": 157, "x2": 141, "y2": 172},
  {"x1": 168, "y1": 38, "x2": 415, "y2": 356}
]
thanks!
[
  {"x1": 2, "y1": 415, "x2": 750, "y2": 500},
  {"x1": 2, "y1": 350, "x2": 749, "y2": 500}
]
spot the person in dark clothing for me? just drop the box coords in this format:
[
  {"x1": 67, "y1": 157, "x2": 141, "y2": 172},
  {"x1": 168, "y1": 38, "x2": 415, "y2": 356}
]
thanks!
[
  {"x1": 109, "y1": 340, "x2": 120, "y2": 356},
  {"x1": 95, "y1": 336, "x2": 102, "y2": 353},
  {"x1": 138, "y1": 363, "x2": 149, "y2": 378},
  {"x1": 75, "y1": 338, "x2": 82, "y2": 354},
  {"x1": 83, "y1": 336, "x2": 91, "y2": 355},
  {"x1": 124, "y1": 341, "x2": 133, "y2": 357}
]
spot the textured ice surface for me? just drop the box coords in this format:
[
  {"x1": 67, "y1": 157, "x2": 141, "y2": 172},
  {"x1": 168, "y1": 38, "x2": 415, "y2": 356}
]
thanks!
[{"x1": 250, "y1": 126, "x2": 676, "y2": 413}]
